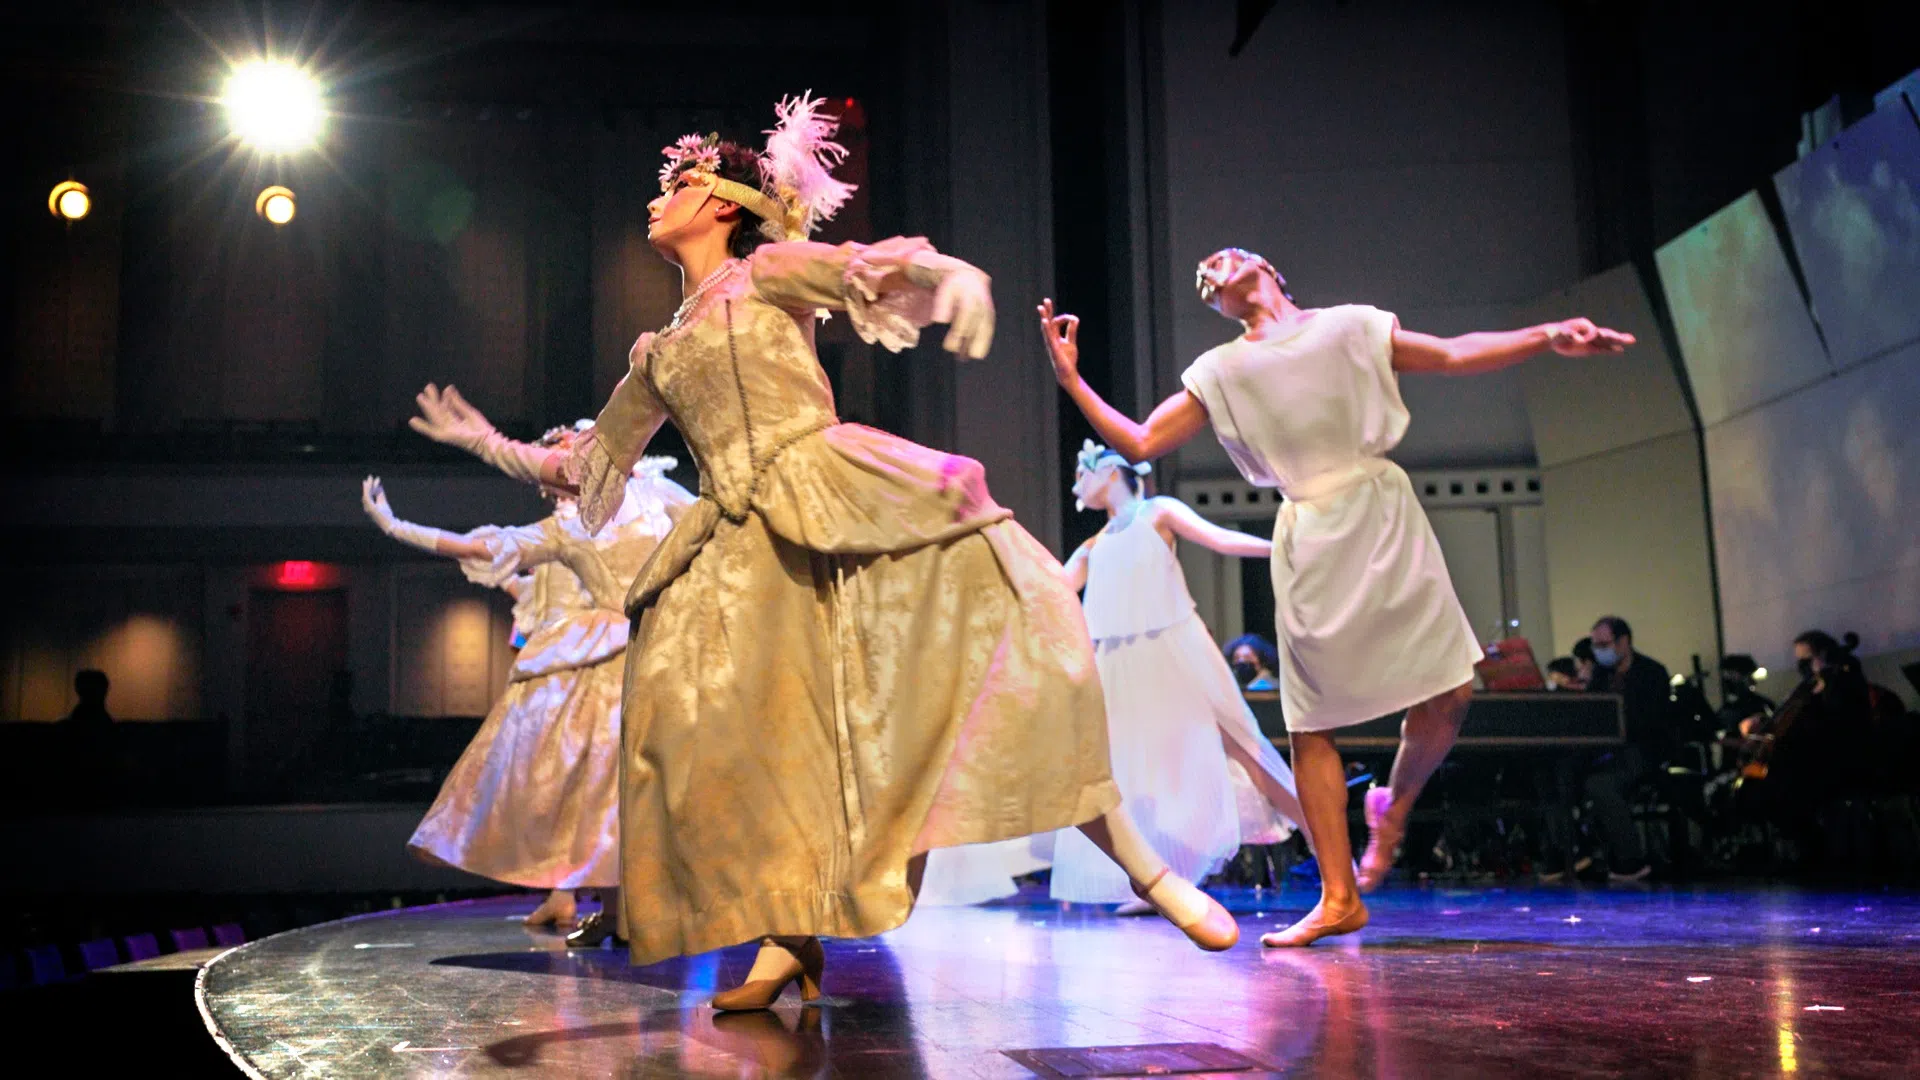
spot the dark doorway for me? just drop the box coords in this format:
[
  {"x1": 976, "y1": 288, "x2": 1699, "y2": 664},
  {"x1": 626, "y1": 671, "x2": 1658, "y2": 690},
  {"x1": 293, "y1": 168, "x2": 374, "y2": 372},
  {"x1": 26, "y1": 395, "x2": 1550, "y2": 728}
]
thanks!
[{"x1": 245, "y1": 588, "x2": 348, "y2": 787}]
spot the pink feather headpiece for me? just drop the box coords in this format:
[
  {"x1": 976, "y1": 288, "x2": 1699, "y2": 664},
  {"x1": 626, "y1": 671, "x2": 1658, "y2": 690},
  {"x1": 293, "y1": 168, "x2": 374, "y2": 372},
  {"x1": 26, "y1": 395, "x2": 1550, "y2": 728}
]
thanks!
[{"x1": 659, "y1": 92, "x2": 857, "y2": 243}]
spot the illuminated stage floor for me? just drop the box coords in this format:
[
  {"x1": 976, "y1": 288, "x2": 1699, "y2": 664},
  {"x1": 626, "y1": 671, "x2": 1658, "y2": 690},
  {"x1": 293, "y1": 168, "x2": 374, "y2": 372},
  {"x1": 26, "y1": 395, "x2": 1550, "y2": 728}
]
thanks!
[{"x1": 197, "y1": 886, "x2": 1920, "y2": 1077}]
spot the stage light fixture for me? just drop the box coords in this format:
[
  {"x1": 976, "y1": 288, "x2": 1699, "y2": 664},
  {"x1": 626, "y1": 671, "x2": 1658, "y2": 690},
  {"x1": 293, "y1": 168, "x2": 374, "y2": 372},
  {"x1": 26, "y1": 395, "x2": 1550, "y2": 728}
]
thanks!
[
  {"x1": 223, "y1": 59, "x2": 324, "y2": 152},
  {"x1": 256, "y1": 185, "x2": 296, "y2": 225},
  {"x1": 48, "y1": 180, "x2": 91, "y2": 221},
  {"x1": 1753, "y1": 666, "x2": 1769, "y2": 681}
]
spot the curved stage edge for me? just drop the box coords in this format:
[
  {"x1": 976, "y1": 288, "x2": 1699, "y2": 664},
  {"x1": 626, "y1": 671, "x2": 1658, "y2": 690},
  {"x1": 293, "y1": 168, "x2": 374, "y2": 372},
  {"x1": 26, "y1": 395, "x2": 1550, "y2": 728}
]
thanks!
[{"x1": 196, "y1": 888, "x2": 1920, "y2": 1077}]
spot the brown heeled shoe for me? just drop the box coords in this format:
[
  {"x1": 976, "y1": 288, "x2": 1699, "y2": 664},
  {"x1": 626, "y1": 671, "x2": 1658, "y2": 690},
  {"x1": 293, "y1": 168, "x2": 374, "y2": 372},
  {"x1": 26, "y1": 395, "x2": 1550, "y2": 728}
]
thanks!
[
  {"x1": 1131, "y1": 868, "x2": 1240, "y2": 951},
  {"x1": 564, "y1": 909, "x2": 626, "y2": 948},
  {"x1": 711, "y1": 937, "x2": 825, "y2": 1012}
]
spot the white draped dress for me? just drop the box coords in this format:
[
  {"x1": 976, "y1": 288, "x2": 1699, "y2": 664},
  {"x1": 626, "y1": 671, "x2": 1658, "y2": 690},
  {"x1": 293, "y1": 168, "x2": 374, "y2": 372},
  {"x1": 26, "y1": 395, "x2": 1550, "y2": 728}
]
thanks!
[
  {"x1": 1048, "y1": 503, "x2": 1298, "y2": 903},
  {"x1": 1179, "y1": 304, "x2": 1483, "y2": 731}
]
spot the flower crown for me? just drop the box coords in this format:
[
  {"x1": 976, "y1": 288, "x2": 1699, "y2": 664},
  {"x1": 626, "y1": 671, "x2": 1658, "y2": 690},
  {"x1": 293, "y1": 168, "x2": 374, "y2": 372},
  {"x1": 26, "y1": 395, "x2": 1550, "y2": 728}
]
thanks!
[
  {"x1": 659, "y1": 93, "x2": 856, "y2": 243},
  {"x1": 1075, "y1": 439, "x2": 1152, "y2": 478}
]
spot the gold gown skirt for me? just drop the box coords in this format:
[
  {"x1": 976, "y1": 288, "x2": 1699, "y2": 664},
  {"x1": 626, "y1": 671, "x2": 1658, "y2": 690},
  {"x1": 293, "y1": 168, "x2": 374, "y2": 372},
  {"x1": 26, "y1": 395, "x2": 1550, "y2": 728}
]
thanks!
[
  {"x1": 616, "y1": 425, "x2": 1119, "y2": 964},
  {"x1": 409, "y1": 648, "x2": 624, "y2": 890}
]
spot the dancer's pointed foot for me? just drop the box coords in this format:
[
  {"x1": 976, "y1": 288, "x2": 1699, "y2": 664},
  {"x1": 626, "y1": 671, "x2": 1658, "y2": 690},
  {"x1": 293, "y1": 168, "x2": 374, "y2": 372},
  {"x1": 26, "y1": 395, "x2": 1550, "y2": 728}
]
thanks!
[
  {"x1": 712, "y1": 936, "x2": 825, "y2": 1012},
  {"x1": 1260, "y1": 897, "x2": 1368, "y2": 947},
  {"x1": 524, "y1": 889, "x2": 577, "y2": 929},
  {"x1": 1132, "y1": 868, "x2": 1240, "y2": 951},
  {"x1": 1357, "y1": 787, "x2": 1402, "y2": 893}
]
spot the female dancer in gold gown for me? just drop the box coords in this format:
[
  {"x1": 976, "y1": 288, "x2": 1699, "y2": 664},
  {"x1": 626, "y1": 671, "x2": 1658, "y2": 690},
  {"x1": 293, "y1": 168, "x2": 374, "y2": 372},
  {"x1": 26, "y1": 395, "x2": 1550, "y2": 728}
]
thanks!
[{"x1": 407, "y1": 95, "x2": 1237, "y2": 1008}]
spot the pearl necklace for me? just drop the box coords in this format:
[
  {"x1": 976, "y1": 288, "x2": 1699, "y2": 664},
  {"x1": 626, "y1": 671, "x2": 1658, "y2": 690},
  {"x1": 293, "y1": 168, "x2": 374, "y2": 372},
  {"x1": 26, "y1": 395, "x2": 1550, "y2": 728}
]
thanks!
[{"x1": 666, "y1": 260, "x2": 740, "y2": 334}]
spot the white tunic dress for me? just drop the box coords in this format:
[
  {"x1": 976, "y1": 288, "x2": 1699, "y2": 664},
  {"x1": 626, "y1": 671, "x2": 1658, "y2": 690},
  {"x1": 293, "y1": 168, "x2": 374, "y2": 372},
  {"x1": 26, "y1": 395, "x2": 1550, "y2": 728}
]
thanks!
[
  {"x1": 1048, "y1": 503, "x2": 1298, "y2": 903},
  {"x1": 1180, "y1": 304, "x2": 1483, "y2": 731}
]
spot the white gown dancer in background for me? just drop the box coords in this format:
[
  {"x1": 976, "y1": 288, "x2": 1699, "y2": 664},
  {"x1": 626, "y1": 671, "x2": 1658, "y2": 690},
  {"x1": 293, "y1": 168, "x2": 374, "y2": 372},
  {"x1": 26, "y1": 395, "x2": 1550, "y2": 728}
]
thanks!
[
  {"x1": 1042, "y1": 248, "x2": 1631, "y2": 944},
  {"x1": 1049, "y1": 441, "x2": 1304, "y2": 913},
  {"x1": 361, "y1": 433, "x2": 693, "y2": 938}
]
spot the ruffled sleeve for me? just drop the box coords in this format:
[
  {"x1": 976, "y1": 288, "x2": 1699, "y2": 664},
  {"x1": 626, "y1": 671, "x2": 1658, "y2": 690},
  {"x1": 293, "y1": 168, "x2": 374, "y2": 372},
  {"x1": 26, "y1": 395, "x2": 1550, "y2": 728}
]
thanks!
[
  {"x1": 749, "y1": 236, "x2": 942, "y2": 353},
  {"x1": 565, "y1": 334, "x2": 670, "y2": 535},
  {"x1": 458, "y1": 519, "x2": 562, "y2": 588}
]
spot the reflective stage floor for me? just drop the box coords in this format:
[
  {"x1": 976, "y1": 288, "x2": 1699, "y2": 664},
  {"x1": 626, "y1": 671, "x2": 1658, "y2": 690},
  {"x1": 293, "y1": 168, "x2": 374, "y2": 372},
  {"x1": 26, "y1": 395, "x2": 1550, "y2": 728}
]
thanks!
[{"x1": 198, "y1": 886, "x2": 1920, "y2": 1077}]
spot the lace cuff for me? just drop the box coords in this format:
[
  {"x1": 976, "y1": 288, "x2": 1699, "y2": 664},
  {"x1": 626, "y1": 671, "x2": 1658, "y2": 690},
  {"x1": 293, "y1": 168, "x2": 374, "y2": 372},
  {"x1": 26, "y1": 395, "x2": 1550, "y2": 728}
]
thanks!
[
  {"x1": 457, "y1": 523, "x2": 552, "y2": 588},
  {"x1": 565, "y1": 430, "x2": 629, "y2": 536},
  {"x1": 844, "y1": 236, "x2": 940, "y2": 353}
]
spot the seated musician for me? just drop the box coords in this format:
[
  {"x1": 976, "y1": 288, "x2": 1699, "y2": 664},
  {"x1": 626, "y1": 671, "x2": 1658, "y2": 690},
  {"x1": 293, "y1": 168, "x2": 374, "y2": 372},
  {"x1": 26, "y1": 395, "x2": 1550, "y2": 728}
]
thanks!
[
  {"x1": 1537, "y1": 616, "x2": 1675, "y2": 882},
  {"x1": 1742, "y1": 631, "x2": 1902, "y2": 823},
  {"x1": 1715, "y1": 654, "x2": 1774, "y2": 737}
]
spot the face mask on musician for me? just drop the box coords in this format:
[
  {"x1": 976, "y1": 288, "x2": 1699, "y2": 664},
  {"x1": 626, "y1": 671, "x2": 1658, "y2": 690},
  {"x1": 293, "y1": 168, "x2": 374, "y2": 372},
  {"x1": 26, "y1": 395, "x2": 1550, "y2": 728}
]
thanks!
[
  {"x1": 1592, "y1": 646, "x2": 1619, "y2": 667},
  {"x1": 1797, "y1": 657, "x2": 1815, "y2": 681},
  {"x1": 1232, "y1": 660, "x2": 1259, "y2": 686}
]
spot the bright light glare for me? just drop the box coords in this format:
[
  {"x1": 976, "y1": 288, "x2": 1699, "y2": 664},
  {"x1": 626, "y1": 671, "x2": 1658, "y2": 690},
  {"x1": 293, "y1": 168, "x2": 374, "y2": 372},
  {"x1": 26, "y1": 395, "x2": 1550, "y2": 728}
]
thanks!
[
  {"x1": 223, "y1": 60, "x2": 324, "y2": 152},
  {"x1": 256, "y1": 185, "x2": 297, "y2": 225},
  {"x1": 1753, "y1": 666, "x2": 1769, "y2": 681},
  {"x1": 49, "y1": 181, "x2": 91, "y2": 220}
]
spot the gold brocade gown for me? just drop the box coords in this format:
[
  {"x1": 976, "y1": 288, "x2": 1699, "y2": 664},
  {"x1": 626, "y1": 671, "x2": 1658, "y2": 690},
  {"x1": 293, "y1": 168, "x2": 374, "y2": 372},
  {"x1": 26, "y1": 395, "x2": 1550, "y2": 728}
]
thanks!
[
  {"x1": 564, "y1": 238, "x2": 1119, "y2": 965},
  {"x1": 406, "y1": 497, "x2": 678, "y2": 889}
]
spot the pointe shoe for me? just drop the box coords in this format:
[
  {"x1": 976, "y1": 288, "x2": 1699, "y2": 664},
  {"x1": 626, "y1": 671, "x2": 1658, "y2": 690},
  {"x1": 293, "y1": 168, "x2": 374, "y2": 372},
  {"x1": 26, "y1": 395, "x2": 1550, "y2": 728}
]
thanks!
[
  {"x1": 523, "y1": 892, "x2": 577, "y2": 929},
  {"x1": 1131, "y1": 868, "x2": 1240, "y2": 951},
  {"x1": 1357, "y1": 787, "x2": 1401, "y2": 893},
  {"x1": 1260, "y1": 901, "x2": 1369, "y2": 948},
  {"x1": 711, "y1": 937, "x2": 825, "y2": 1012},
  {"x1": 564, "y1": 909, "x2": 626, "y2": 948}
]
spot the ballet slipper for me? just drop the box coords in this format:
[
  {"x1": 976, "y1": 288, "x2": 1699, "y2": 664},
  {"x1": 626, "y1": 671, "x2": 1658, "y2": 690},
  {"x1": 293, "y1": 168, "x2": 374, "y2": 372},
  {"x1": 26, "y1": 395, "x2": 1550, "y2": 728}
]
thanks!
[
  {"x1": 1357, "y1": 787, "x2": 1401, "y2": 893},
  {"x1": 523, "y1": 890, "x2": 577, "y2": 929},
  {"x1": 1133, "y1": 868, "x2": 1240, "y2": 951},
  {"x1": 1260, "y1": 899, "x2": 1369, "y2": 948}
]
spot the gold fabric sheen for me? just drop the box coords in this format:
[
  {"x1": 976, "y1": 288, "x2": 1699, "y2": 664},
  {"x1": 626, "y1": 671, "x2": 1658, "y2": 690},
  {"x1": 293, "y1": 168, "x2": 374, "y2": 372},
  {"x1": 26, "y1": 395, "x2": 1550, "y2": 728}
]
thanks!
[
  {"x1": 407, "y1": 514, "x2": 668, "y2": 890},
  {"x1": 577, "y1": 241, "x2": 1120, "y2": 964}
]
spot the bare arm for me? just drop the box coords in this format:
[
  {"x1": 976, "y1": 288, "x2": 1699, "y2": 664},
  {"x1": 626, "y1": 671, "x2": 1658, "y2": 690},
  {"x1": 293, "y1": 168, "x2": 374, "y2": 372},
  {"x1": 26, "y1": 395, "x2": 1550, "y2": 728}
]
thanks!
[
  {"x1": 1060, "y1": 539, "x2": 1094, "y2": 593},
  {"x1": 1040, "y1": 299, "x2": 1209, "y2": 462},
  {"x1": 1390, "y1": 317, "x2": 1635, "y2": 376},
  {"x1": 1151, "y1": 498, "x2": 1271, "y2": 559}
]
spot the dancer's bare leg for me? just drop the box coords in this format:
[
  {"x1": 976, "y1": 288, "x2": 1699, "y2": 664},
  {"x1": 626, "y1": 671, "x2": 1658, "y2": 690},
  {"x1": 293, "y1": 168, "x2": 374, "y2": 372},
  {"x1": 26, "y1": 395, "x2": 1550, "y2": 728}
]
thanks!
[
  {"x1": 1078, "y1": 807, "x2": 1235, "y2": 946},
  {"x1": 1262, "y1": 730, "x2": 1367, "y2": 946},
  {"x1": 1221, "y1": 734, "x2": 1307, "y2": 830},
  {"x1": 525, "y1": 888, "x2": 577, "y2": 927},
  {"x1": 1358, "y1": 681, "x2": 1472, "y2": 891}
]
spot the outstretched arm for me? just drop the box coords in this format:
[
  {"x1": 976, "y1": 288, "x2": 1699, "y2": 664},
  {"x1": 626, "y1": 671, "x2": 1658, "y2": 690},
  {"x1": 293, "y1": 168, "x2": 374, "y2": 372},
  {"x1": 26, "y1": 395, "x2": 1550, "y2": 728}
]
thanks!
[
  {"x1": 407, "y1": 384, "x2": 573, "y2": 490},
  {"x1": 1152, "y1": 498, "x2": 1271, "y2": 559},
  {"x1": 1040, "y1": 298, "x2": 1209, "y2": 463},
  {"x1": 1390, "y1": 317, "x2": 1634, "y2": 376},
  {"x1": 361, "y1": 477, "x2": 494, "y2": 561}
]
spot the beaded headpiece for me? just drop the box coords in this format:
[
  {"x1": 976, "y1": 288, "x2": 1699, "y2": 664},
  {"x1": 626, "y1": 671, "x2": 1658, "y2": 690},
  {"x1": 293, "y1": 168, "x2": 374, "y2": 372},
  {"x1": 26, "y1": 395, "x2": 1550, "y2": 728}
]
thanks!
[
  {"x1": 1195, "y1": 247, "x2": 1289, "y2": 304},
  {"x1": 659, "y1": 93, "x2": 856, "y2": 243}
]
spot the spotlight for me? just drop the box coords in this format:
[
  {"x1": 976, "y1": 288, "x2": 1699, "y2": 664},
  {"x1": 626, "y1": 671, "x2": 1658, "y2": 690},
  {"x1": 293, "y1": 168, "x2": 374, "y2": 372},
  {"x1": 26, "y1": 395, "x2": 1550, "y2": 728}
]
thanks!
[
  {"x1": 48, "y1": 180, "x2": 91, "y2": 221},
  {"x1": 255, "y1": 185, "x2": 296, "y2": 225},
  {"x1": 223, "y1": 59, "x2": 324, "y2": 152},
  {"x1": 1753, "y1": 666, "x2": 1768, "y2": 682}
]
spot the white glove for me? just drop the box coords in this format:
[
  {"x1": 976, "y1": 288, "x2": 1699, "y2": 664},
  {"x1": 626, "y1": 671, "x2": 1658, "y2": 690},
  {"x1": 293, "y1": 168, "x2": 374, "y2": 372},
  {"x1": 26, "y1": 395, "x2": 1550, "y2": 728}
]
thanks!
[
  {"x1": 362, "y1": 476, "x2": 456, "y2": 553},
  {"x1": 904, "y1": 252, "x2": 995, "y2": 360},
  {"x1": 407, "y1": 384, "x2": 549, "y2": 485}
]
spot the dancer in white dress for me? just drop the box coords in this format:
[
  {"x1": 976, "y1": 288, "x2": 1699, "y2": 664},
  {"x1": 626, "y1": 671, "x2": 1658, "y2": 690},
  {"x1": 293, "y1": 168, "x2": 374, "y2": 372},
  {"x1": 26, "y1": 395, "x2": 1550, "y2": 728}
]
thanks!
[
  {"x1": 1041, "y1": 249, "x2": 1632, "y2": 944},
  {"x1": 1049, "y1": 441, "x2": 1303, "y2": 910}
]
